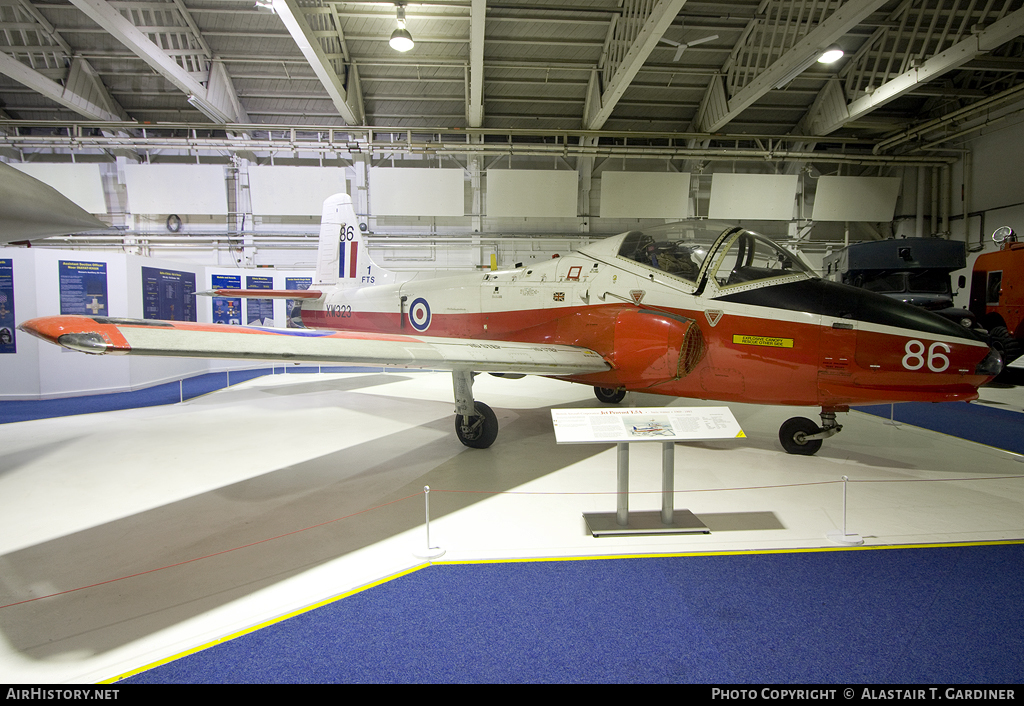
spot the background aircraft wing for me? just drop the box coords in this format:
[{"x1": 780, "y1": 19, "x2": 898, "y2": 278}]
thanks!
[
  {"x1": 0, "y1": 163, "x2": 108, "y2": 243},
  {"x1": 19, "y1": 315, "x2": 610, "y2": 376}
]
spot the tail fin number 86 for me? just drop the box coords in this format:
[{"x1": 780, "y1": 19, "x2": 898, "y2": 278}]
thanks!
[{"x1": 902, "y1": 340, "x2": 951, "y2": 372}]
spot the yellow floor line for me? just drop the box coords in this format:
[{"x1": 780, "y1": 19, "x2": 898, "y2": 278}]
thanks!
[{"x1": 100, "y1": 538, "x2": 1024, "y2": 684}]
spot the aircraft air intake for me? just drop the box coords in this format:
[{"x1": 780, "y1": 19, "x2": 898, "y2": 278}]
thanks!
[
  {"x1": 609, "y1": 309, "x2": 706, "y2": 387},
  {"x1": 679, "y1": 321, "x2": 707, "y2": 377}
]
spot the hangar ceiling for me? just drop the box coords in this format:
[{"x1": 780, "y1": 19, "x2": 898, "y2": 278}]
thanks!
[{"x1": 0, "y1": 0, "x2": 1022, "y2": 151}]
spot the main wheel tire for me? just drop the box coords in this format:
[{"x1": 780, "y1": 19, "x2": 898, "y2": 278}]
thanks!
[
  {"x1": 989, "y1": 326, "x2": 1023, "y2": 364},
  {"x1": 594, "y1": 387, "x2": 626, "y2": 404},
  {"x1": 455, "y1": 402, "x2": 499, "y2": 449},
  {"x1": 779, "y1": 417, "x2": 823, "y2": 456}
]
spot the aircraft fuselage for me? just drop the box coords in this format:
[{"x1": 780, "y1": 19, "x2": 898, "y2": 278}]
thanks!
[{"x1": 298, "y1": 229, "x2": 997, "y2": 410}]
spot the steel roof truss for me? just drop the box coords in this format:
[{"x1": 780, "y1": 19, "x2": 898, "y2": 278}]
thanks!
[
  {"x1": 466, "y1": 0, "x2": 485, "y2": 127},
  {"x1": 68, "y1": 0, "x2": 243, "y2": 123},
  {"x1": 273, "y1": 0, "x2": 363, "y2": 126},
  {"x1": 801, "y1": 5, "x2": 1024, "y2": 135},
  {"x1": 584, "y1": 0, "x2": 688, "y2": 130},
  {"x1": 694, "y1": 0, "x2": 887, "y2": 133}
]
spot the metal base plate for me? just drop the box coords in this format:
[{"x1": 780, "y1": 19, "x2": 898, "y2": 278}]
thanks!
[
  {"x1": 584, "y1": 510, "x2": 710, "y2": 537},
  {"x1": 826, "y1": 530, "x2": 864, "y2": 546},
  {"x1": 413, "y1": 546, "x2": 446, "y2": 559}
]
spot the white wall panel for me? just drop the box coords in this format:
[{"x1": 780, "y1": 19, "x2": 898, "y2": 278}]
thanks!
[
  {"x1": 811, "y1": 176, "x2": 901, "y2": 222},
  {"x1": 124, "y1": 164, "x2": 227, "y2": 215},
  {"x1": 11, "y1": 163, "x2": 108, "y2": 214},
  {"x1": 369, "y1": 168, "x2": 464, "y2": 216},
  {"x1": 487, "y1": 170, "x2": 577, "y2": 218},
  {"x1": 708, "y1": 173, "x2": 798, "y2": 220},
  {"x1": 600, "y1": 172, "x2": 690, "y2": 218},
  {"x1": 248, "y1": 166, "x2": 347, "y2": 216}
]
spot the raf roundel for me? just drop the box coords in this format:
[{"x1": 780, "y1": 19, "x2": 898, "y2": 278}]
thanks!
[{"x1": 409, "y1": 297, "x2": 431, "y2": 332}]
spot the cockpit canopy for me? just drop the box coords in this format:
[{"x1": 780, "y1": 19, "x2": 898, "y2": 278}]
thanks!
[{"x1": 616, "y1": 224, "x2": 816, "y2": 291}]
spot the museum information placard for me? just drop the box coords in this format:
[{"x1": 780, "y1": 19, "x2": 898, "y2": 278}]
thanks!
[
  {"x1": 245, "y1": 275, "x2": 273, "y2": 326},
  {"x1": 551, "y1": 407, "x2": 744, "y2": 444},
  {"x1": 0, "y1": 259, "x2": 14, "y2": 354},
  {"x1": 211, "y1": 274, "x2": 241, "y2": 325},
  {"x1": 59, "y1": 260, "x2": 108, "y2": 317},
  {"x1": 142, "y1": 267, "x2": 196, "y2": 321}
]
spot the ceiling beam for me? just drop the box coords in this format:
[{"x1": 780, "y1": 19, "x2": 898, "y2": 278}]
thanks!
[
  {"x1": 0, "y1": 52, "x2": 126, "y2": 121},
  {"x1": 67, "y1": 0, "x2": 244, "y2": 123},
  {"x1": 466, "y1": 0, "x2": 485, "y2": 127},
  {"x1": 272, "y1": 0, "x2": 363, "y2": 125},
  {"x1": 583, "y1": 0, "x2": 687, "y2": 130},
  {"x1": 799, "y1": 7, "x2": 1024, "y2": 136},
  {"x1": 693, "y1": 0, "x2": 887, "y2": 133}
]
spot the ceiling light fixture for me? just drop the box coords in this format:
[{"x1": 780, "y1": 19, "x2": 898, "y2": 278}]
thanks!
[
  {"x1": 774, "y1": 45, "x2": 846, "y2": 89},
  {"x1": 817, "y1": 44, "x2": 844, "y2": 64},
  {"x1": 254, "y1": 0, "x2": 275, "y2": 12},
  {"x1": 389, "y1": 4, "x2": 414, "y2": 52}
]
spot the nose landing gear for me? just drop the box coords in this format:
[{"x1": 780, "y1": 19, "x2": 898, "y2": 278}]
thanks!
[
  {"x1": 779, "y1": 407, "x2": 846, "y2": 455},
  {"x1": 594, "y1": 386, "x2": 626, "y2": 404}
]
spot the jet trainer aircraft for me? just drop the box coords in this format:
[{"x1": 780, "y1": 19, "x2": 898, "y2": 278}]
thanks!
[{"x1": 20, "y1": 194, "x2": 1002, "y2": 455}]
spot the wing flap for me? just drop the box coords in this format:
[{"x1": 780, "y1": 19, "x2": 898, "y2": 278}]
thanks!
[{"x1": 19, "y1": 316, "x2": 610, "y2": 375}]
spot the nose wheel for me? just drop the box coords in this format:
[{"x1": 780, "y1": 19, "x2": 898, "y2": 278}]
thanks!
[
  {"x1": 779, "y1": 409, "x2": 845, "y2": 456},
  {"x1": 594, "y1": 386, "x2": 626, "y2": 404}
]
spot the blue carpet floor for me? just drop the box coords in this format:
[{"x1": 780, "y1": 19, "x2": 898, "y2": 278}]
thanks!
[
  {"x1": 123, "y1": 543, "x2": 1024, "y2": 684},
  {"x1": 0, "y1": 367, "x2": 383, "y2": 425},
  {"x1": 856, "y1": 402, "x2": 1024, "y2": 455}
]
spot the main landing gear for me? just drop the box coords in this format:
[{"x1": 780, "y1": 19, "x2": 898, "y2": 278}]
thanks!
[
  {"x1": 779, "y1": 407, "x2": 846, "y2": 456},
  {"x1": 594, "y1": 386, "x2": 626, "y2": 404},
  {"x1": 453, "y1": 371, "x2": 499, "y2": 449}
]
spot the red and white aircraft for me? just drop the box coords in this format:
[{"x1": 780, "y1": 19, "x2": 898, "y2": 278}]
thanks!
[{"x1": 20, "y1": 194, "x2": 1002, "y2": 455}]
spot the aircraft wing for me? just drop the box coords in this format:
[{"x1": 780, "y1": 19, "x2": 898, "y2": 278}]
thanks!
[
  {"x1": 0, "y1": 163, "x2": 108, "y2": 243},
  {"x1": 18, "y1": 315, "x2": 610, "y2": 376}
]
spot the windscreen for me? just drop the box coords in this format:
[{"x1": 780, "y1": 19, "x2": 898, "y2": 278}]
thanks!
[
  {"x1": 616, "y1": 223, "x2": 730, "y2": 285},
  {"x1": 708, "y1": 230, "x2": 816, "y2": 290}
]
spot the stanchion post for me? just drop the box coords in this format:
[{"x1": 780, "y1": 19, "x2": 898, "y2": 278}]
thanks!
[
  {"x1": 616, "y1": 443, "x2": 629, "y2": 526},
  {"x1": 661, "y1": 441, "x2": 674, "y2": 525},
  {"x1": 413, "y1": 485, "x2": 445, "y2": 559},
  {"x1": 826, "y1": 475, "x2": 864, "y2": 545}
]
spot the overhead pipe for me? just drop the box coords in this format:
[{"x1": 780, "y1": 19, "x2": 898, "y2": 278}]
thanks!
[
  {"x1": 916, "y1": 167, "x2": 925, "y2": 238},
  {"x1": 874, "y1": 82, "x2": 1024, "y2": 154},
  {"x1": 941, "y1": 164, "x2": 950, "y2": 237}
]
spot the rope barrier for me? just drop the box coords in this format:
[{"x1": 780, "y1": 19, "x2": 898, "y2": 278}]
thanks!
[{"x1": 2, "y1": 473, "x2": 1021, "y2": 611}]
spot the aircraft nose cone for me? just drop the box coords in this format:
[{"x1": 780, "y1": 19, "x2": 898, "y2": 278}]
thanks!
[{"x1": 976, "y1": 346, "x2": 1004, "y2": 377}]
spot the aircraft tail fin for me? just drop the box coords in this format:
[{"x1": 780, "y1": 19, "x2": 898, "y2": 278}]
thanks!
[{"x1": 314, "y1": 193, "x2": 394, "y2": 288}]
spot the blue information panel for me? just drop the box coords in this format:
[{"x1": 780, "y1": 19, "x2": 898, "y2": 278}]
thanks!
[
  {"x1": 59, "y1": 260, "x2": 108, "y2": 317},
  {"x1": 0, "y1": 259, "x2": 15, "y2": 354},
  {"x1": 142, "y1": 267, "x2": 196, "y2": 321},
  {"x1": 285, "y1": 276, "x2": 312, "y2": 328},
  {"x1": 246, "y1": 275, "x2": 273, "y2": 326},
  {"x1": 211, "y1": 274, "x2": 242, "y2": 325}
]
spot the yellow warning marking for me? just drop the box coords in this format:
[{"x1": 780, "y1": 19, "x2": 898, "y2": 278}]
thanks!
[
  {"x1": 736, "y1": 430, "x2": 746, "y2": 438},
  {"x1": 733, "y1": 334, "x2": 794, "y2": 348}
]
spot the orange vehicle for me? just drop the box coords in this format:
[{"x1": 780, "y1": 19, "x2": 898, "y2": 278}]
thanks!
[{"x1": 969, "y1": 226, "x2": 1024, "y2": 363}]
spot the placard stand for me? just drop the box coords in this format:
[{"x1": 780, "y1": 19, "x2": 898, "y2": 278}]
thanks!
[
  {"x1": 583, "y1": 441, "x2": 710, "y2": 537},
  {"x1": 550, "y1": 407, "x2": 745, "y2": 538}
]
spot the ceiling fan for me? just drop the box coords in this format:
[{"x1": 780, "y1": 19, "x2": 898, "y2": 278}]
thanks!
[{"x1": 659, "y1": 33, "x2": 719, "y2": 61}]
